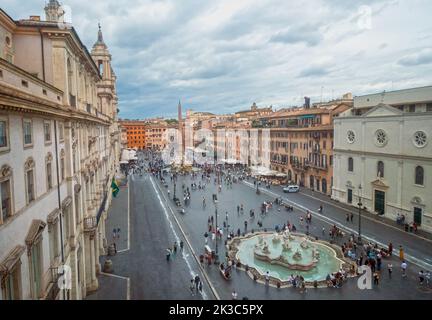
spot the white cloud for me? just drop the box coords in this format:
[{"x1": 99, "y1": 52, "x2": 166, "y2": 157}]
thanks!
[{"x1": 2, "y1": 0, "x2": 432, "y2": 118}]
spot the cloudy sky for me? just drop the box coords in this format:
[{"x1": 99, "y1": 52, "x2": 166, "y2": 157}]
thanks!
[{"x1": 3, "y1": 0, "x2": 432, "y2": 118}]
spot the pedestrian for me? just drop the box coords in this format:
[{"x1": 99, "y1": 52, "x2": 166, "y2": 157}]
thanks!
[
  {"x1": 113, "y1": 228, "x2": 117, "y2": 240},
  {"x1": 166, "y1": 248, "x2": 171, "y2": 261},
  {"x1": 225, "y1": 212, "x2": 229, "y2": 221},
  {"x1": 322, "y1": 227, "x2": 325, "y2": 236},
  {"x1": 373, "y1": 272, "x2": 380, "y2": 285},
  {"x1": 117, "y1": 228, "x2": 120, "y2": 239},
  {"x1": 346, "y1": 213, "x2": 349, "y2": 222},
  {"x1": 387, "y1": 263, "x2": 393, "y2": 279},
  {"x1": 388, "y1": 242, "x2": 393, "y2": 256},
  {"x1": 425, "y1": 271, "x2": 431, "y2": 286},
  {"x1": 350, "y1": 212, "x2": 354, "y2": 223},
  {"x1": 265, "y1": 271, "x2": 270, "y2": 286},
  {"x1": 399, "y1": 245, "x2": 404, "y2": 261},
  {"x1": 401, "y1": 260, "x2": 407, "y2": 277},
  {"x1": 419, "y1": 270, "x2": 425, "y2": 285},
  {"x1": 232, "y1": 290, "x2": 238, "y2": 300},
  {"x1": 244, "y1": 220, "x2": 248, "y2": 230},
  {"x1": 173, "y1": 242, "x2": 177, "y2": 254},
  {"x1": 237, "y1": 205, "x2": 240, "y2": 214},
  {"x1": 180, "y1": 240, "x2": 184, "y2": 251},
  {"x1": 199, "y1": 281, "x2": 203, "y2": 292},
  {"x1": 189, "y1": 279, "x2": 195, "y2": 296},
  {"x1": 194, "y1": 275, "x2": 201, "y2": 291}
]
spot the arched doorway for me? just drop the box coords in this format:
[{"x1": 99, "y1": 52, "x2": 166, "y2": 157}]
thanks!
[
  {"x1": 322, "y1": 179, "x2": 327, "y2": 194},
  {"x1": 309, "y1": 175, "x2": 314, "y2": 190}
]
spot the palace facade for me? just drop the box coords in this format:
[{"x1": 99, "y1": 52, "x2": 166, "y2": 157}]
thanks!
[{"x1": 0, "y1": 1, "x2": 120, "y2": 300}]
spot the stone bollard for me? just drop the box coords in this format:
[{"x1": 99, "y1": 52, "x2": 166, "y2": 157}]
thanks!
[{"x1": 103, "y1": 259, "x2": 114, "y2": 273}]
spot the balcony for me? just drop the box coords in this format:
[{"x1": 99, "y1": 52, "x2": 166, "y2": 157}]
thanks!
[
  {"x1": 83, "y1": 216, "x2": 97, "y2": 232},
  {"x1": 291, "y1": 162, "x2": 309, "y2": 172},
  {"x1": 309, "y1": 163, "x2": 328, "y2": 171}
]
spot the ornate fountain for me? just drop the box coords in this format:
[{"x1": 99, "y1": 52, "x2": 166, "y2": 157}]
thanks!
[{"x1": 227, "y1": 229, "x2": 356, "y2": 288}]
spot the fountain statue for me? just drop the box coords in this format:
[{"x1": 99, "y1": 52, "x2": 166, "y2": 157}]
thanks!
[
  {"x1": 282, "y1": 240, "x2": 291, "y2": 252},
  {"x1": 292, "y1": 249, "x2": 302, "y2": 261},
  {"x1": 272, "y1": 233, "x2": 282, "y2": 243},
  {"x1": 300, "y1": 240, "x2": 309, "y2": 249},
  {"x1": 262, "y1": 244, "x2": 270, "y2": 254}
]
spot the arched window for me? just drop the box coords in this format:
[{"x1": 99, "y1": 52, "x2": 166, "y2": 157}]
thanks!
[
  {"x1": 348, "y1": 157, "x2": 354, "y2": 172},
  {"x1": 415, "y1": 166, "x2": 424, "y2": 185},
  {"x1": 377, "y1": 161, "x2": 384, "y2": 178}
]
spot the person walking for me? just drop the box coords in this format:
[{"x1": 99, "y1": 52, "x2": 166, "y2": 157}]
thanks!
[
  {"x1": 350, "y1": 212, "x2": 354, "y2": 223},
  {"x1": 373, "y1": 272, "x2": 380, "y2": 286},
  {"x1": 194, "y1": 275, "x2": 201, "y2": 291},
  {"x1": 346, "y1": 213, "x2": 349, "y2": 222},
  {"x1": 189, "y1": 279, "x2": 195, "y2": 296},
  {"x1": 399, "y1": 245, "x2": 404, "y2": 261},
  {"x1": 180, "y1": 240, "x2": 184, "y2": 251},
  {"x1": 232, "y1": 290, "x2": 238, "y2": 300},
  {"x1": 166, "y1": 248, "x2": 171, "y2": 261},
  {"x1": 265, "y1": 271, "x2": 270, "y2": 286},
  {"x1": 401, "y1": 260, "x2": 407, "y2": 278},
  {"x1": 173, "y1": 242, "x2": 178, "y2": 254},
  {"x1": 419, "y1": 270, "x2": 425, "y2": 285},
  {"x1": 387, "y1": 263, "x2": 393, "y2": 279},
  {"x1": 388, "y1": 242, "x2": 393, "y2": 256}
]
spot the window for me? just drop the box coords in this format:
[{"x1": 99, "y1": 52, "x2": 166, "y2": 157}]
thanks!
[
  {"x1": 0, "y1": 118, "x2": 9, "y2": 150},
  {"x1": 60, "y1": 150, "x2": 65, "y2": 182},
  {"x1": 48, "y1": 220, "x2": 60, "y2": 265},
  {"x1": 415, "y1": 166, "x2": 424, "y2": 186},
  {"x1": 44, "y1": 121, "x2": 51, "y2": 143},
  {"x1": 375, "y1": 129, "x2": 388, "y2": 147},
  {"x1": 1, "y1": 178, "x2": 12, "y2": 224},
  {"x1": 323, "y1": 140, "x2": 326, "y2": 149},
  {"x1": 2, "y1": 262, "x2": 22, "y2": 300},
  {"x1": 25, "y1": 158, "x2": 35, "y2": 204},
  {"x1": 329, "y1": 155, "x2": 333, "y2": 166},
  {"x1": 377, "y1": 161, "x2": 384, "y2": 178},
  {"x1": 348, "y1": 157, "x2": 354, "y2": 172},
  {"x1": 347, "y1": 130, "x2": 355, "y2": 144},
  {"x1": 409, "y1": 104, "x2": 415, "y2": 112},
  {"x1": 59, "y1": 123, "x2": 64, "y2": 141},
  {"x1": 23, "y1": 119, "x2": 32, "y2": 146},
  {"x1": 427, "y1": 103, "x2": 432, "y2": 112},
  {"x1": 46, "y1": 162, "x2": 52, "y2": 190},
  {"x1": 413, "y1": 131, "x2": 427, "y2": 148}
]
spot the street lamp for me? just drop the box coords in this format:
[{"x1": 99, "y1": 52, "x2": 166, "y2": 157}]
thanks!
[
  {"x1": 357, "y1": 184, "x2": 362, "y2": 244},
  {"x1": 213, "y1": 196, "x2": 219, "y2": 264}
]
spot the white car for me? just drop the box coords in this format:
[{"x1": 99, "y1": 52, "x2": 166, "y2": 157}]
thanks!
[{"x1": 283, "y1": 185, "x2": 300, "y2": 193}]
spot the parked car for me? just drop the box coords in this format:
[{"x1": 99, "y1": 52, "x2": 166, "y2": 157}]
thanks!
[{"x1": 282, "y1": 185, "x2": 300, "y2": 193}]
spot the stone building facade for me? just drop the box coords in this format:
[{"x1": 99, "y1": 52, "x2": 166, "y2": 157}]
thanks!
[
  {"x1": 0, "y1": 1, "x2": 120, "y2": 300},
  {"x1": 332, "y1": 86, "x2": 432, "y2": 233}
]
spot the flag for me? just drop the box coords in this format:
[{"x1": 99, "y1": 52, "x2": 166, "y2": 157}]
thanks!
[{"x1": 111, "y1": 178, "x2": 120, "y2": 197}]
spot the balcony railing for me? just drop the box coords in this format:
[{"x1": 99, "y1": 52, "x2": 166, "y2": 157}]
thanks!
[{"x1": 83, "y1": 216, "x2": 97, "y2": 232}]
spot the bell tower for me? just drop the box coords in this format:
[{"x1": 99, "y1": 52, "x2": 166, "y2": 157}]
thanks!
[{"x1": 44, "y1": 0, "x2": 65, "y2": 22}]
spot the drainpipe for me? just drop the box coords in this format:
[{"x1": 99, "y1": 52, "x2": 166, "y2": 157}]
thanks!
[
  {"x1": 39, "y1": 28, "x2": 46, "y2": 81},
  {"x1": 54, "y1": 119, "x2": 66, "y2": 300}
]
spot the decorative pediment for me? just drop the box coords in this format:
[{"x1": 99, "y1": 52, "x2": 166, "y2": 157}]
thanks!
[
  {"x1": 0, "y1": 245, "x2": 25, "y2": 282},
  {"x1": 362, "y1": 103, "x2": 403, "y2": 118},
  {"x1": 411, "y1": 196, "x2": 423, "y2": 205},
  {"x1": 371, "y1": 178, "x2": 389, "y2": 189},
  {"x1": 62, "y1": 196, "x2": 72, "y2": 209},
  {"x1": 25, "y1": 219, "x2": 46, "y2": 253},
  {"x1": 47, "y1": 208, "x2": 60, "y2": 225},
  {"x1": 0, "y1": 165, "x2": 12, "y2": 178},
  {"x1": 24, "y1": 157, "x2": 35, "y2": 170}
]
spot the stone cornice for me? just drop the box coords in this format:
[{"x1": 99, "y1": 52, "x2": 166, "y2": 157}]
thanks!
[{"x1": 333, "y1": 148, "x2": 432, "y2": 162}]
